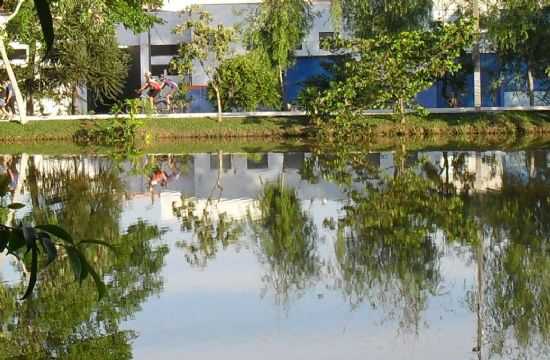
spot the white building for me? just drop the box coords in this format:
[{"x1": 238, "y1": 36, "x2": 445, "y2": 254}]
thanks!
[{"x1": 116, "y1": 0, "x2": 336, "y2": 110}]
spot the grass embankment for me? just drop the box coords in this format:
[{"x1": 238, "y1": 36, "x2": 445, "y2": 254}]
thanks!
[
  {"x1": 1, "y1": 111, "x2": 550, "y2": 144},
  {"x1": 0, "y1": 117, "x2": 308, "y2": 143},
  {"x1": 349, "y1": 111, "x2": 550, "y2": 137}
]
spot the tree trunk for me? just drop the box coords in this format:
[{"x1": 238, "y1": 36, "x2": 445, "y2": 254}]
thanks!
[
  {"x1": 0, "y1": 36, "x2": 27, "y2": 123},
  {"x1": 6, "y1": 153, "x2": 29, "y2": 226},
  {"x1": 527, "y1": 65, "x2": 535, "y2": 107},
  {"x1": 473, "y1": 0, "x2": 482, "y2": 111},
  {"x1": 71, "y1": 84, "x2": 78, "y2": 115},
  {"x1": 26, "y1": 42, "x2": 36, "y2": 115},
  {"x1": 399, "y1": 98, "x2": 406, "y2": 124},
  {"x1": 278, "y1": 65, "x2": 285, "y2": 110},
  {"x1": 474, "y1": 238, "x2": 485, "y2": 359},
  {"x1": 214, "y1": 85, "x2": 222, "y2": 123}
]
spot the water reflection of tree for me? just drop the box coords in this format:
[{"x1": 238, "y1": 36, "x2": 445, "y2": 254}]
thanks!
[
  {"x1": 25, "y1": 156, "x2": 123, "y2": 242},
  {"x1": 0, "y1": 157, "x2": 169, "y2": 359},
  {"x1": 468, "y1": 170, "x2": 550, "y2": 358},
  {"x1": 334, "y1": 168, "x2": 476, "y2": 331},
  {"x1": 250, "y1": 180, "x2": 321, "y2": 307},
  {"x1": 173, "y1": 197, "x2": 243, "y2": 268}
]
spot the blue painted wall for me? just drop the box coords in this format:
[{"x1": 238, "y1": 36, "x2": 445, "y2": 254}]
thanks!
[
  {"x1": 187, "y1": 54, "x2": 550, "y2": 112},
  {"x1": 284, "y1": 56, "x2": 334, "y2": 104}
]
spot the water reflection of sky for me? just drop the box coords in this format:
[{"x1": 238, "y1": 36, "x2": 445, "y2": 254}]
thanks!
[{"x1": 1, "y1": 150, "x2": 549, "y2": 360}]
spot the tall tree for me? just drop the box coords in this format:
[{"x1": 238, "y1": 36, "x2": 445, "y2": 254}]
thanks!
[
  {"x1": 334, "y1": 0, "x2": 433, "y2": 38},
  {"x1": 5, "y1": 0, "x2": 161, "y2": 115},
  {"x1": 1, "y1": 0, "x2": 27, "y2": 123},
  {"x1": 172, "y1": 7, "x2": 235, "y2": 122},
  {"x1": 303, "y1": 19, "x2": 474, "y2": 123},
  {"x1": 245, "y1": 0, "x2": 313, "y2": 104},
  {"x1": 486, "y1": 0, "x2": 550, "y2": 107}
]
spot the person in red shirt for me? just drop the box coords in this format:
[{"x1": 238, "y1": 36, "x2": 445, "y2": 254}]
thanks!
[{"x1": 138, "y1": 72, "x2": 162, "y2": 109}]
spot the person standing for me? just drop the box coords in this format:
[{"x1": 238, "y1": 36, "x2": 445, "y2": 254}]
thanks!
[{"x1": 4, "y1": 80, "x2": 15, "y2": 118}]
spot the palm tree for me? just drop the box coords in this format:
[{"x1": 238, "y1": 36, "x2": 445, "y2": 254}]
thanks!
[{"x1": 0, "y1": 0, "x2": 27, "y2": 124}]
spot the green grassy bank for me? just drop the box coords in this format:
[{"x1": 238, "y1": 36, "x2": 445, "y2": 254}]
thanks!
[
  {"x1": 0, "y1": 117, "x2": 307, "y2": 143},
  {"x1": 1, "y1": 111, "x2": 550, "y2": 143},
  {"x1": 344, "y1": 111, "x2": 550, "y2": 137}
]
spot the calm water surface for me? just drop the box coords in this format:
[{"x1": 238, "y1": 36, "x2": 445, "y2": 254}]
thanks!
[{"x1": 0, "y1": 148, "x2": 549, "y2": 359}]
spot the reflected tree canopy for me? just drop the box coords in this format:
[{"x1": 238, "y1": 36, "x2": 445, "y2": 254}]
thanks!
[
  {"x1": 250, "y1": 180, "x2": 321, "y2": 307},
  {"x1": 0, "y1": 149, "x2": 549, "y2": 358},
  {"x1": 468, "y1": 159, "x2": 550, "y2": 357},
  {"x1": 0, "y1": 157, "x2": 168, "y2": 359},
  {"x1": 173, "y1": 197, "x2": 243, "y2": 268},
  {"x1": 334, "y1": 166, "x2": 477, "y2": 330}
]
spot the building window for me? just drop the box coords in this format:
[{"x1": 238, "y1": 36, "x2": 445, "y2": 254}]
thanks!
[
  {"x1": 283, "y1": 153, "x2": 305, "y2": 170},
  {"x1": 8, "y1": 48, "x2": 27, "y2": 61},
  {"x1": 247, "y1": 154, "x2": 268, "y2": 170},
  {"x1": 210, "y1": 154, "x2": 232, "y2": 171},
  {"x1": 319, "y1": 32, "x2": 335, "y2": 50},
  {"x1": 150, "y1": 45, "x2": 179, "y2": 57}
]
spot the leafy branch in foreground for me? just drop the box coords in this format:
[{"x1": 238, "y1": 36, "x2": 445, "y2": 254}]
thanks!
[{"x1": 0, "y1": 175, "x2": 111, "y2": 300}]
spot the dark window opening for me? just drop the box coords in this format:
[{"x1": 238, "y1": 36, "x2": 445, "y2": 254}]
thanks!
[
  {"x1": 210, "y1": 154, "x2": 232, "y2": 171},
  {"x1": 8, "y1": 48, "x2": 27, "y2": 60},
  {"x1": 150, "y1": 44, "x2": 179, "y2": 57},
  {"x1": 247, "y1": 154, "x2": 269, "y2": 169},
  {"x1": 283, "y1": 153, "x2": 305, "y2": 170}
]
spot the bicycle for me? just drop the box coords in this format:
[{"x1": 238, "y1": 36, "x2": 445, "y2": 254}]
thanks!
[{"x1": 134, "y1": 90, "x2": 183, "y2": 114}]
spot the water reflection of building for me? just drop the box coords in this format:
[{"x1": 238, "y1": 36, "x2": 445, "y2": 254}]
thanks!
[
  {"x1": 120, "y1": 152, "x2": 347, "y2": 223},
  {"x1": 6, "y1": 150, "x2": 550, "y2": 223}
]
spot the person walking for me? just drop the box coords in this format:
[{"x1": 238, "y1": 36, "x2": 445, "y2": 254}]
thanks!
[{"x1": 4, "y1": 80, "x2": 15, "y2": 118}]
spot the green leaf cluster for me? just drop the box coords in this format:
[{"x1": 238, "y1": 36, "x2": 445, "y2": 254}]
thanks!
[
  {"x1": 336, "y1": 0, "x2": 433, "y2": 38},
  {"x1": 208, "y1": 50, "x2": 281, "y2": 111},
  {"x1": 302, "y1": 19, "x2": 474, "y2": 123}
]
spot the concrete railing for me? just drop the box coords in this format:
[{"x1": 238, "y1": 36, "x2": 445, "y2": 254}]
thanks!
[{"x1": 15, "y1": 106, "x2": 550, "y2": 122}]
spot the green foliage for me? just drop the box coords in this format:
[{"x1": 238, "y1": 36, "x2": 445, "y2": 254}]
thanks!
[
  {"x1": 173, "y1": 197, "x2": 243, "y2": 268},
  {"x1": 250, "y1": 180, "x2": 320, "y2": 305},
  {"x1": 0, "y1": 173, "x2": 109, "y2": 300},
  {"x1": 54, "y1": 0, "x2": 130, "y2": 105},
  {"x1": 245, "y1": 0, "x2": 313, "y2": 75},
  {"x1": 303, "y1": 19, "x2": 474, "y2": 123},
  {"x1": 6, "y1": 0, "x2": 159, "y2": 112},
  {"x1": 6, "y1": 0, "x2": 161, "y2": 55},
  {"x1": 335, "y1": 0, "x2": 433, "y2": 38},
  {"x1": 486, "y1": 0, "x2": 550, "y2": 101},
  {"x1": 208, "y1": 50, "x2": 281, "y2": 111},
  {"x1": 75, "y1": 99, "x2": 145, "y2": 147}
]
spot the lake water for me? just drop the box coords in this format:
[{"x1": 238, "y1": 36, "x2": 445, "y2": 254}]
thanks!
[{"x1": 0, "y1": 147, "x2": 549, "y2": 359}]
